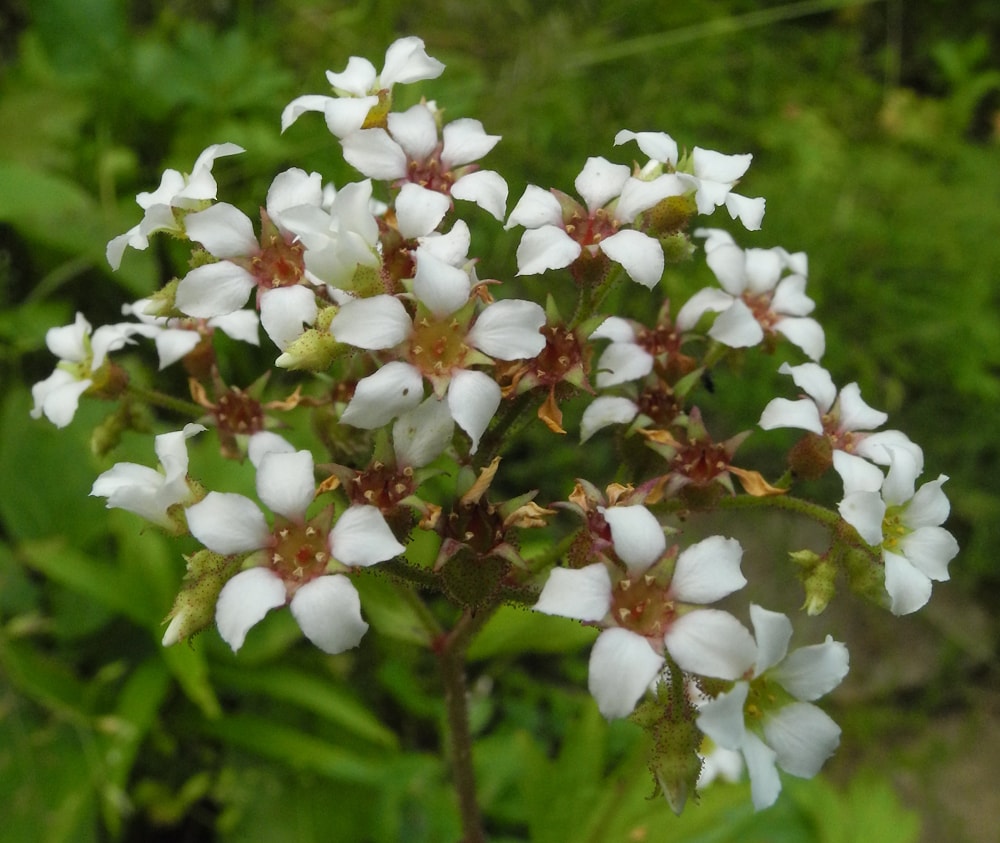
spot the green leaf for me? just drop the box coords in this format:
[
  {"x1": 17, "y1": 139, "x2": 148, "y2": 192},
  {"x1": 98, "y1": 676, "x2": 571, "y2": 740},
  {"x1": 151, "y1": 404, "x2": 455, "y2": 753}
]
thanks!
[
  {"x1": 194, "y1": 713, "x2": 391, "y2": 785},
  {"x1": 211, "y1": 663, "x2": 399, "y2": 749},
  {"x1": 352, "y1": 572, "x2": 435, "y2": 647},
  {"x1": 160, "y1": 638, "x2": 222, "y2": 719},
  {"x1": 467, "y1": 604, "x2": 598, "y2": 661}
]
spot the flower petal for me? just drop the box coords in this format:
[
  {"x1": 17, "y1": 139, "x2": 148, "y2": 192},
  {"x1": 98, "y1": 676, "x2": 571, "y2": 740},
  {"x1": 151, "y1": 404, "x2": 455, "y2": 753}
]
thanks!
[
  {"x1": 670, "y1": 535, "x2": 746, "y2": 605},
  {"x1": 533, "y1": 563, "x2": 612, "y2": 622},
  {"x1": 884, "y1": 550, "x2": 933, "y2": 615},
  {"x1": 260, "y1": 285, "x2": 318, "y2": 351},
  {"x1": 696, "y1": 681, "x2": 749, "y2": 750},
  {"x1": 762, "y1": 702, "x2": 840, "y2": 779},
  {"x1": 340, "y1": 362, "x2": 424, "y2": 429},
  {"x1": 506, "y1": 185, "x2": 563, "y2": 230},
  {"x1": 290, "y1": 575, "x2": 369, "y2": 654},
  {"x1": 393, "y1": 396, "x2": 455, "y2": 468},
  {"x1": 330, "y1": 505, "x2": 404, "y2": 567},
  {"x1": 588, "y1": 627, "x2": 665, "y2": 719},
  {"x1": 748, "y1": 604, "x2": 792, "y2": 676},
  {"x1": 758, "y1": 397, "x2": 824, "y2": 434},
  {"x1": 515, "y1": 225, "x2": 581, "y2": 275},
  {"x1": 451, "y1": 170, "x2": 508, "y2": 221},
  {"x1": 413, "y1": 248, "x2": 472, "y2": 318},
  {"x1": 742, "y1": 731, "x2": 782, "y2": 811},
  {"x1": 772, "y1": 636, "x2": 849, "y2": 701},
  {"x1": 447, "y1": 370, "x2": 501, "y2": 454},
  {"x1": 467, "y1": 299, "x2": 546, "y2": 360},
  {"x1": 341, "y1": 128, "x2": 408, "y2": 180},
  {"x1": 395, "y1": 183, "x2": 451, "y2": 239},
  {"x1": 185, "y1": 203, "x2": 258, "y2": 258},
  {"x1": 175, "y1": 261, "x2": 255, "y2": 318},
  {"x1": 580, "y1": 396, "x2": 638, "y2": 443},
  {"x1": 665, "y1": 609, "x2": 757, "y2": 679},
  {"x1": 329, "y1": 294, "x2": 412, "y2": 350},
  {"x1": 603, "y1": 505, "x2": 666, "y2": 574},
  {"x1": 215, "y1": 567, "x2": 287, "y2": 653},
  {"x1": 899, "y1": 526, "x2": 958, "y2": 582},
  {"x1": 186, "y1": 492, "x2": 270, "y2": 555},
  {"x1": 599, "y1": 229, "x2": 664, "y2": 289},
  {"x1": 256, "y1": 450, "x2": 315, "y2": 521},
  {"x1": 575, "y1": 157, "x2": 630, "y2": 212}
]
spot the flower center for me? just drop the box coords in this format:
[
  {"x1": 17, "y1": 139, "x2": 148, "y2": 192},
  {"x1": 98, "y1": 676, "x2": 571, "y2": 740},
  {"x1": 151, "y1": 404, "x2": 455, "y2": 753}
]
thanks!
[
  {"x1": 409, "y1": 315, "x2": 470, "y2": 380},
  {"x1": 269, "y1": 515, "x2": 329, "y2": 585},
  {"x1": 882, "y1": 508, "x2": 907, "y2": 551},
  {"x1": 611, "y1": 574, "x2": 675, "y2": 639}
]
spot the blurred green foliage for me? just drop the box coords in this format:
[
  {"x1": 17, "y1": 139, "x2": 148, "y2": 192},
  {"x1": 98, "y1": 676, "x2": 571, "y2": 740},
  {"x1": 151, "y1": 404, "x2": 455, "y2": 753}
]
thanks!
[{"x1": 1, "y1": 0, "x2": 997, "y2": 840}]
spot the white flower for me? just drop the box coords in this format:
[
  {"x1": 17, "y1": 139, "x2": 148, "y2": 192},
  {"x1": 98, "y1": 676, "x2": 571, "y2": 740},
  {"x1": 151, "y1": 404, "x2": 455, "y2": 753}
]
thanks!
[
  {"x1": 675, "y1": 230, "x2": 824, "y2": 361},
  {"x1": 327, "y1": 248, "x2": 545, "y2": 452},
  {"x1": 185, "y1": 443, "x2": 404, "y2": 653},
  {"x1": 30, "y1": 312, "x2": 139, "y2": 428},
  {"x1": 107, "y1": 143, "x2": 244, "y2": 270},
  {"x1": 90, "y1": 424, "x2": 206, "y2": 529},
  {"x1": 696, "y1": 605, "x2": 849, "y2": 810},
  {"x1": 281, "y1": 36, "x2": 445, "y2": 138},
  {"x1": 589, "y1": 316, "x2": 654, "y2": 389},
  {"x1": 615, "y1": 131, "x2": 765, "y2": 230},
  {"x1": 759, "y1": 361, "x2": 923, "y2": 472},
  {"x1": 121, "y1": 298, "x2": 260, "y2": 369},
  {"x1": 174, "y1": 168, "x2": 324, "y2": 350},
  {"x1": 506, "y1": 156, "x2": 681, "y2": 288},
  {"x1": 835, "y1": 449, "x2": 958, "y2": 615},
  {"x1": 341, "y1": 102, "x2": 508, "y2": 221},
  {"x1": 534, "y1": 505, "x2": 755, "y2": 719}
]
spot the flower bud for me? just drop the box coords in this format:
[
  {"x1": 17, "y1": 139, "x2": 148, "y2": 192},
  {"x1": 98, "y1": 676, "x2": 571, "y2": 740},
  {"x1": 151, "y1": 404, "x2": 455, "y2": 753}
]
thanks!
[
  {"x1": 162, "y1": 550, "x2": 238, "y2": 645},
  {"x1": 787, "y1": 432, "x2": 832, "y2": 480}
]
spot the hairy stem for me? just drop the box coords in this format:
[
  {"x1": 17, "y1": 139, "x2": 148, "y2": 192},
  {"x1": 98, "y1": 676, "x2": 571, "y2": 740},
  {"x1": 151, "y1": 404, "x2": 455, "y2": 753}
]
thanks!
[{"x1": 438, "y1": 608, "x2": 493, "y2": 843}]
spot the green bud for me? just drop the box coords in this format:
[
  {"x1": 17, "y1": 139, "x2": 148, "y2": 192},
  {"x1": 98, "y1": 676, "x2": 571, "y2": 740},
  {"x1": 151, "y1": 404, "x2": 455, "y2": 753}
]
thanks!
[
  {"x1": 161, "y1": 551, "x2": 239, "y2": 646},
  {"x1": 275, "y1": 327, "x2": 345, "y2": 371}
]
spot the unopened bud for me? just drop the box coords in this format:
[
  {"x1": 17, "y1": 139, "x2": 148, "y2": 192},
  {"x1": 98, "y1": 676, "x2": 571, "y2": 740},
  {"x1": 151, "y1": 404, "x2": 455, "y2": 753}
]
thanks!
[
  {"x1": 162, "y1": 550, "x2": 238, "y2": 645},
  {"x1": 787, "y1": 432, "x2": 832, "y2": 480}
]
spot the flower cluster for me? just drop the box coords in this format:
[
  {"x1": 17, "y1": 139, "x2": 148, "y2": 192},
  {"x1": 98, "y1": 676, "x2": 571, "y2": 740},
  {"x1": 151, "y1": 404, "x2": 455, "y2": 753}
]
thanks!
[{"x1": 34, "y1": 36, "x2": 957, "y2": 819}]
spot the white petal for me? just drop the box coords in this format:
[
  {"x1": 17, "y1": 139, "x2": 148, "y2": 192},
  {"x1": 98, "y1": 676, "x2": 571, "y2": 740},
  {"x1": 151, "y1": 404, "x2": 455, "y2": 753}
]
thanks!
[
  {"x1": 329, "y1": 505, "x2": 404, "y2": 568},
  {"x1": 266, "y1": 168, "x2": 323, "y2": 219},
  {"x1": 599, "y1": 229, "x2": 664, "y2": 289},
  {"x1": 387, "y1": 104, "x2": 438, "y2": 160},
  {"x1": 451, "y1": 170, "x2": 508, "y2": 221},
  {"x1": 185, "y1": 203, "x2": 258, "y2": 258},
  {"x1": 603, "y1": 505, "x2": 666, "y2": 573},
  {"x1": 418, "y1": 219, "x2": 471, "y2": 266},
  {"x1": 32, "y1": 373, "x2": 91, "y2": 427},
  {"x1": 725, "y1": 192, "x2": 765, "y2": 230},
  {"x1": 290, "y1": 575, "x2": 369, "y2": 654},
  {"x1": 326, "y1": 56, "x2": 377, "y2": 95},
  {"x1": 590, "y1": 316, "x2": 637, "y2": 343},
  {"x1": 447, "y1": 370, "x2": 501, "y2": 454},
  {"x1": 770, "y1": 275, "x2": 815, "y2": 317},
  {"x1": 836, "y1": 382, "x2": 888, "y2": 432},
  {"x1": 709, "y1": 299, "x2": 765, "y2": 348},
  {"x1": 90, "y1": 462, "x2": 175, "y2": 528},
  {"x1": 779, "y1": 361, "x2": 836, "y2": 412},
  {"x1": 762, "y1": 702, "x2": 840, "y2": 778},
  {"x1": 742, "y1": 731, "x2": 782, "y2": 811},
  {"x1": 772, "y1": 636, "x2": 849, "y2": 701},
  {"x1": 899, "y1": 527, "x2": 957, "y2": 581},
  {"x1": 186, "y1": 492, "x2": 270, "y2": 555},
  {"x1": 340, "y1": 362, "x2": 424, "y2": 429},
  {"x1": 395, "y1": 183, "x2": 451, "y2": 239},
  {"x1": 260, "y1": 285, "x2": 318, "y2": 351},
  {"x1": 413, "y1": 248, "x2": 472, "y2": 318},
  {"x1": 588, "y1": 627, "x2": 665, "y2": 719},
  {"x1": 468, "y1": 299, "x2": 546, "y2": 360},
  {"x1": 742, "y1": 248, "x2": 783, "y2": 295},
  {"x1": 665, "y1": 609, "x2": 757, "y2": 679},
  {"x1": 256, "y1": 450, "x2": 315, "y2": 521},
  {"x1": 247, "y1": 431, "x2": 296, "y2": 466},
  {"x1": 692, "y1": 148, "x2": 752, "y2": 184},
  {"x1": 329, "y1": 295, "x2": 412, "y2": 350},
  {"x1": 175, "y1": 261, "x2": 255, "y2": 318},
  {"x1": 379, "y1": 36, "x2": 445, "y2": 87},
  {"x1": 705, "y1": 243, "x2": 748, "y2": 295},
  {"x1": 696, "y1": 681, "x2": 749, "y2": 749},
  {"x1": 614, "y1": 129, "x2": 679, "y2": 165},
  {"x1": 837, "y1": 489, "x2": 886, "y2": 546},
  {"x1": 580, "y1": 396, "x2": 638, "y2": 443},
  {"x1": 153, "y1": 328, "x2": 201, "y2": 369},
  {"x1": 674, "y1": 287, "x2": 735, "y2": 332},
  {"x1": 594, "y1": 342, "x2": 653, "y2": 389},
  {"x1": 341, "y1": 129, "x2": 408, "y2": 180},
  {"x1": 903, "y1": 475, "x2": 950, "y2": 528},
  {"x1": 505, "y1": 185, "x2": 563, "y2": 230},
  {"x1": 393, "y1": 396, "x2": 455, "y2": 467},
  {"x1": 515, "y1": 226, "x2": 581, "y2": 275},
  {"x1": 215, "y1": 567, "x2": 287, "y2": 653},
  {"x1": 883, "y1": 550, "x2": 933, "y2": 615},
  {"x1": 671, "y1": 536, "x2": 746, "y2": 604},
  {"x1": 615, "y1": 174, "x2": 686, "y2": 223},
  {"x1": 46, "y1": 313, "x2": 90, "y2": 361},
  {"x1": 856, "y1": 430, "x2": 923, "y2": 470},
  {"x1": 442, "y1": 118, "x2": 500, "y2": 167},
  {"x1": 758, "y1": 397, "x2": 824, "y2": 434},
  {"x1": 749, "y1": 605, "x2": 793, "y2": 676},
  {"x1": 281, "y1": 94, "x2": 336, "y2": 132},
  {"x1": 575, "y1": 157, "x2": 630, "y2": 212},
  {"x1": 774, "y1": 318, "x2": 826, "y2": 362},
  {"x1": 533, "y1": 563, "x2": 612, "y2": 621},
  {"x1": 324, "y1": 97, "x2": 380, "y2": 138}
]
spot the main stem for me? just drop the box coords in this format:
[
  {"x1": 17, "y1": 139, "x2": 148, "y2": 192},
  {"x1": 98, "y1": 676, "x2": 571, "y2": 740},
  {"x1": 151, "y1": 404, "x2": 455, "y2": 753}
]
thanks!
[{"x1": 438, "y1": 608, "x2": 491, "y2": 843}]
